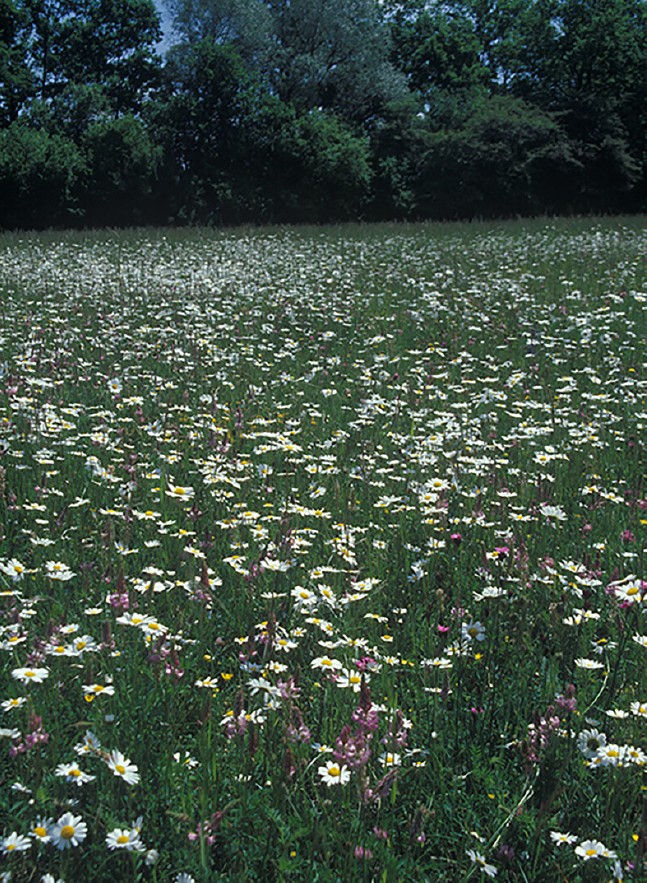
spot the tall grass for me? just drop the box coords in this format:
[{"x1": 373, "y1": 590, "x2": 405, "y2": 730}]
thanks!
[{"x1": 0, "y1": 217, "x2": 644, "y2": 881}]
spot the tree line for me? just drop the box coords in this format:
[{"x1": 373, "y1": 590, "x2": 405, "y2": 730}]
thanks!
[{"x1": 1, "y1": 0, "x2": 646, "y2": 228}]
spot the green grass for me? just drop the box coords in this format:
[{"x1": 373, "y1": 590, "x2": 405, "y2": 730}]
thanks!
[{"x1": 0, "y1": 217, "x2": 645, "y2": 882}]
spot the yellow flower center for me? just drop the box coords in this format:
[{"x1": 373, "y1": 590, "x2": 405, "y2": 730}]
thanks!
[
  {"x1": 117, "y1": 834, "x2": 129, "y2": 844},
  {"x1": 328, "y1": 765, "x2": 341, "y2": 777},
  {"x1": 174, "y1": 487, "x2": 185, "y2": 494},
  {"x1": 94, "y1": 685, "x2": 104, "y2": 692},
  {"x1": 6, "y1": 843, "x2": 16, "y2": 851},
  {"x1": 115, "y1": 764, "x2": 126, "y2": 775},
  {"x1": 585, "y1": 848, "x2": 597, "y2": 856},
  {"x1": 70, "y1": 768, "x2": 81, "y2": 777},
  {"x1": 60, "y1": 825, "x2": 75, "y2": 840},
  {"x1": 34, "y1": 826, "x2": 46, "y2": 838},
  {"x1": 24, "y1": 670, "x2": 35, "y2": 678}
]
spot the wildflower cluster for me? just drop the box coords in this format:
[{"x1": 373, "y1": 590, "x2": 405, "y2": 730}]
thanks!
[{"x1": 0, "y1": 222, "x2": 644, "y2": 880}]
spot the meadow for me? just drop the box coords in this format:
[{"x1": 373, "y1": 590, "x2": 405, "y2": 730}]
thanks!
[{"x1": 0, "y1": 217, "x2": 644, "y2": 882}]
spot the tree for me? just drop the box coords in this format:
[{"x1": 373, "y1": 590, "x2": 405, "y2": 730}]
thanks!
[
  {"x1": 265, "y1": 0, "x2": 406, "y2": 122},
  {"x1": 0, "y1": 0, "x2": 33, "y2": 124},
  {"x1": 168, "y1": 0, "x2": 406, "y2": 122},
  {"x1": 83, "y1": 114, "x2": 162, "y2": 224},
  {"x1": 18, "y1": 0, "x2": 161, "y2": 111},
  {"x1": 0, "y1": 120, "x2": 85, "y2": 226},
  {"x1": 517, "y1": 0, "x2": 647, "y2": 208},
  {"x1": 386, "y1": 0, "x2": 489, "y2": 94},
  {"x1": 152, "y1": 38, "x2": 373, "y2": 223},
  {"x1": 413, "y1": 93, "x2": 578, "y2": 217},
  {"x1": 55, "y1": 0, "x2": 162, "y2": 114}
]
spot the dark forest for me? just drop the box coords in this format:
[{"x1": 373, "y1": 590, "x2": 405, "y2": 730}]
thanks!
[{"x1": 1, "y1": 0, "x2": 645, "y2": 228}]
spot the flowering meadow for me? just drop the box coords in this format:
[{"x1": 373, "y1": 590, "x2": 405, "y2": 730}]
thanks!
[{"x1": 0, "y1": 218, "x2": 645, "y2": 882}]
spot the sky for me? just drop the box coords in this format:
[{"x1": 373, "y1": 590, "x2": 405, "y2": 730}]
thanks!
[{"x1": 154, "y1": 0, "x2": 176, "y2": 53}]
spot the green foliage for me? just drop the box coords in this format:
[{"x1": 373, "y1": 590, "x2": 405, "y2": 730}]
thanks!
[
  {"x1": 82, "y1": 115, "x2": 162, "y2": 225},
  {"x1": 414, "y1": 94, "x2": 578, "y2": 217},
  {"x1": 151, "y1": 40, "x2": 372, "y2": 224},
  {"x1": 0, "y1": 121, "x2": 85, "y2": 227},
  {"x1": 0, "y1": 0, "x2": 646, "y2": 226},
  {"x1": 388, "y1": 3, "x2": 489, "y2": 93},
  {"x1": 0, "y1": 0, "x2": 33, "y2": 124},
  {"x1": 0, "y1": 220, "x2": 644, "y2": 879}
]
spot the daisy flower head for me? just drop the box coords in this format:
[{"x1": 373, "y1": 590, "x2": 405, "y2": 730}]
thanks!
[
  {"x1": 1, "y1": 697, "x2": 27, "y2": 711},
  {"x1": 574, "y1": 839, "x2": 616, "y2": 860},
  {"x1": 539, "y1": 503, "x2": 567, "y2": 521},
  {"x1": 106, "y1": 826, "x2": 144, "y2": 852},
  {"x1": 550, "y1": 831, "x2": 578, "y2": 846},
  {"x1": 461, "y1": 620, "x2": 486, "y2": 642},
  {"x1": 49, "y1": 812, "x2": 87, "y2": 849},
  {"x1": 166, "y1": 484, "x2": 195, "y2": 502},
  {"x1": 107, "y1": 749, "x2": 140, "y2": 785},
  {"x1": 54, "y1": 762, "x2": 96, "y2": 785},
  {"x1": 311, "y1": 655, "x2": 343, "y2": 671},
  {"x1": 0, "y1": 726, "x2": 21, "y2": 739},
  {"x1": 11, "y1": 666, "x2": 49, "y2": 685},
  {"x1": 575, "y1": 658, "x2": 604, "y2": 670},
  {"x1": 45, "y1": 561, "x2": 75, "y2": 581},
  {"x1": 74, "y1": 730, "x2": 101, "y2": 756},
  {"x1": 83, "y1": 683, "x2": 115, "y2": 699},
  {"x1": 614, "y1": 580, "x2": 645, "y2": 604},
  {"x1": 318, "y1": 760, "x2": 351, "y2": 786},
  {"x1": 335, "y1": 668, "x2": 365, "y2": 691},
  {"x1": 595, "y1": 743, "x2": 624, "y2": 767},
  {"x1": 0, "y1": 559, "x2": 26, "y2": 582},
  {"x1": 466, "y1": 848, "x2": 497, "y2": 877},
  {"x1": 577, "y1": 728, "x2": 607, "y2": 759},
  {"x1": 71, "y1": 635, "x2": 98, "y2": 655},
  {"x1": 1, "y1": 831, "x2": 32, "y2": 854},
  {"x1": 30, "y1": 817, "x2": 52, "y2": 843},
  {"x1": 623, "y1": 744, "x2": 647, "y2": 766},
  {"x1": 379, "y1": 752, "x2": 402, "y2": 767}
]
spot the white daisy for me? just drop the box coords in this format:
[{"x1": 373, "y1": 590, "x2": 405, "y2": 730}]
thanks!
[
  {"x1": 318, "y1": 760, "x2": 351, "y2": 786},
  {"x1": 1, "y1": 832, "x2": 32, "y2": 854},
  {"x1": 105, "y1": 826, "x2": 144, "y2": 851},
  {"x1": 49, "y1": 812, "x2": 87, "y2": 849},
  {"x1": 574, "y1": 839, "x2": 616, "y2": 860},
  {"x1": 54, "y1": 762, "x2": 96, "y2": 785},
  {"x1": 550, "y1": 831, "x2": 578, "y2": 845},
  {"x1": 107, "y1": 749, "x2": 140, "y2": 785},
  {"x1": 11, "y1": 667, "x2": 49, "y2": 685}
]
